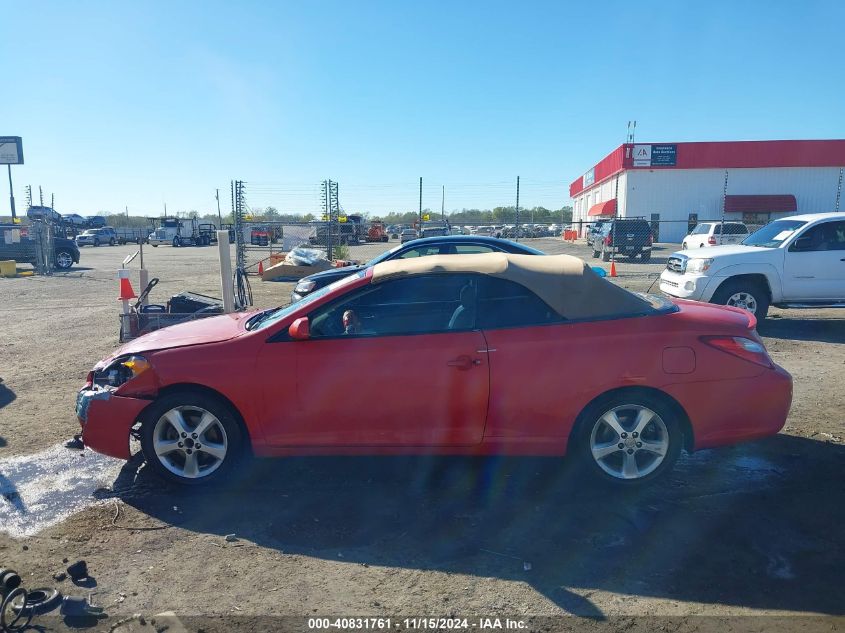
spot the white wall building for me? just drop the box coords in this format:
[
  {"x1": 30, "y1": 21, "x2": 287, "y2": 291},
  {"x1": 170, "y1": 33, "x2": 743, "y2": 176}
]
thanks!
[{"x1": 569, "y1": 140, "x2": 845, "y2": 242}]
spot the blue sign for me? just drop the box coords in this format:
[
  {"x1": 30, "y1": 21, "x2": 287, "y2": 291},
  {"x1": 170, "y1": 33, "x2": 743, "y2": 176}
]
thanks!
[
  {"x1": 650, "y1": 144, "x2": 676, "y2": 166},
  {"x1": 0, "y1": 137, "x2": 24, "y2": 165}
]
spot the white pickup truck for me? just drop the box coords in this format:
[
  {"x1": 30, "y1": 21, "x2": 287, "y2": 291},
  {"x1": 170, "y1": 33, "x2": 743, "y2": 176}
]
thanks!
[{"x1": 659, "y1": 212, "x2": 845, "y2": 320}]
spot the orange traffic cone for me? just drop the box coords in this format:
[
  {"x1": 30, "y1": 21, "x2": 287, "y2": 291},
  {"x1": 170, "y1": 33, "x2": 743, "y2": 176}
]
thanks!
[
  {"x1": 118, "y1": 277, "x2": 137, "y2": 301},
  {"x1": 609, "y1": 261, "x2": 617, "y2": 278},
  {"x1": 258, "y1": 260, "x2": 264, "y2": 276}
]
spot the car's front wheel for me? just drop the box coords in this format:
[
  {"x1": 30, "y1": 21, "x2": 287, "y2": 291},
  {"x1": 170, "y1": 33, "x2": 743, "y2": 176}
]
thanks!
[
  {"x1": 109, "y1": 238, "x2": 116, "y2": 246},
  {"x1": 711, "y1": 279, "x2": 770, "y2": 320},
  {"x1": 54, "y1": 249, "x2": 74, "y2": 270},
  {"x1": 576, "y1": 393, "x2": 682, "y2": 486},
  {"x1": 140, "y1": 391, "x2": 245, "y2": 486}
]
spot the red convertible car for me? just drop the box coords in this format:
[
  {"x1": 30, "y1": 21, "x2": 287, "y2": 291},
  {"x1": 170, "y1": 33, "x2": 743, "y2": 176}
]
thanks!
[{"x1": 76, "y1": 253, "x2": 792, "y2": 486}]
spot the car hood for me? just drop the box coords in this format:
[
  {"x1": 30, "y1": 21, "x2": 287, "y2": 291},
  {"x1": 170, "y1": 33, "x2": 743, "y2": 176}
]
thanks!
[
  {"x1": 110, "y1": 312, "x2": 251, "y2": 359},
  {"x1": 676, "y1": 244, "x2": 781, "y2": 260}
]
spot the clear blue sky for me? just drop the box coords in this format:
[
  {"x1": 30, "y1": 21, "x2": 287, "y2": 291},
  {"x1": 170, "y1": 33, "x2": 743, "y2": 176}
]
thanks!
[{"x1": 2, "y1": 0, "x2": 843, "y2": 217}]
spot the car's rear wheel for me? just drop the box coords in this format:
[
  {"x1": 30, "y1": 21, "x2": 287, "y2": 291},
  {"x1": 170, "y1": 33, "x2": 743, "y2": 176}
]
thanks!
[
  {"x1": 601, "y1": 247, "x2": 610, "y2": 262},
  {"x1": 576, "y1": 393, "x2": 682, "y2": 486},
  {"x1": 711, "y1": 279, "x2": 770, "y2": 320},
  {"x1": 54, "y1": 249, "x2": 74, "y2": 270},
  {"x1": 172, "y1": 237, "x2": 181, "y2": 247},
  {"x1": 94, "y1": 238, "x2": 100, "y2": 247},
  {"x1": 140, "y1": 391, "x2": 245, "y2": 486}
]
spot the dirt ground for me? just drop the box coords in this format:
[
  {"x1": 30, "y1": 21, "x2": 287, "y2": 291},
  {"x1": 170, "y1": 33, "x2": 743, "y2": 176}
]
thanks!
[{"x1": 1, "y1": 239, "x2": 844, "y2": 632}]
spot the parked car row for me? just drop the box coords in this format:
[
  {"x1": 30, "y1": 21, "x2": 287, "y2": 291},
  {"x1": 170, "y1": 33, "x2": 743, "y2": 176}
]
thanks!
[{"x1": 26, "y1": 206, "x2": 106, "y2": 229}]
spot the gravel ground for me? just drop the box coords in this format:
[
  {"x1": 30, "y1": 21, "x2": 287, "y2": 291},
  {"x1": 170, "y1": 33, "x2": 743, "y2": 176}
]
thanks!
[{"x1": 0, "y1": 239, "x2": 843, "y2": 631}]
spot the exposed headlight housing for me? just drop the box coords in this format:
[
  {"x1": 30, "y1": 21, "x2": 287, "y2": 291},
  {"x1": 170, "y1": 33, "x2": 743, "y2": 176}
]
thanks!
[
  {"x1": 294, "y1": 280, "x2": 316, "y2": 294},
  {"x1": 686, "y1": 258, "x2": 714, "y2": 274},
  {"x1": 94, "y1": 355, "x2": 150, "y2": 387}
]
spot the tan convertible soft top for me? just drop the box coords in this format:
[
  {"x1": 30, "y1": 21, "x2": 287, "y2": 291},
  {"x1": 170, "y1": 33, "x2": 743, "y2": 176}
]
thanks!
[{"x1": 371, "y1": 253, "x2": 652, "y2": 320}]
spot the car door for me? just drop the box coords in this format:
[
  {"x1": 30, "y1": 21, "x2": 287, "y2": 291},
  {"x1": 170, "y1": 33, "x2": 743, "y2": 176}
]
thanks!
[
  {"x1": 782, "y1": 220, "x2": 845, "y2": 300},
  {"x1": 262, "y1": 274, "x2": 490, "y2": 446},
  {"x1": 473, "y1": 277, "x2": 583, "y2": 445}
]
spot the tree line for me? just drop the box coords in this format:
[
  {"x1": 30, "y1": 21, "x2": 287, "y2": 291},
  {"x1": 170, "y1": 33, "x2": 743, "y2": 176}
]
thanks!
[{"x1": 101, "y1": 205, "x2": 572, "y2": 228}]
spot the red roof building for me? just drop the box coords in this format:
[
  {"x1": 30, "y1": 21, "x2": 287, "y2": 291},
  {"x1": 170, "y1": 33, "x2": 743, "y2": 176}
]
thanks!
[{"x1": 569, "y1": 140, "x2": 845, "y2": 242}]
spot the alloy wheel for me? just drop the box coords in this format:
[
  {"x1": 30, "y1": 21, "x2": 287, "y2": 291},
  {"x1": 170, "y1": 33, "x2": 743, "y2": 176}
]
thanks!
[
  {"x1": 152, "y1": 406, "x2": 229, "y2": 479},
  {"x1": 589, "y1": 404, "x2": 669, "y2": 480},
  {"x1": 726, "y1": 291, "x2": 758, "y2": 314},
  {"x1": 55, "y1": 252, "x2": 73, "y2": 269}
]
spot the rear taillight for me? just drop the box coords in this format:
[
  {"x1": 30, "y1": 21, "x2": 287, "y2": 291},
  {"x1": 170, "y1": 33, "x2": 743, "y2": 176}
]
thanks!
[
  {"x1": 604, "y1": 235, "x2": 612, "y2": 246},
  {"x1": 708, "y1": 236, "x2": 717, "y2": 245},
  {"x1": 700, "y1": 336, "x2": 772, "y2": 368}
]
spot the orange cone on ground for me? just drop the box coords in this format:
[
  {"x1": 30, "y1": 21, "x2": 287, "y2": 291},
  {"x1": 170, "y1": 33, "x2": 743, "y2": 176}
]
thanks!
[
  {"x1": 258, "y1": 260, "x2": 264, "y2": 276},
  {"x1": 118, "y1": 276, "x2": 137, "y2": 300},
  {"x1": 609, "y1": 261, "x2": 617, "y2": 278}
]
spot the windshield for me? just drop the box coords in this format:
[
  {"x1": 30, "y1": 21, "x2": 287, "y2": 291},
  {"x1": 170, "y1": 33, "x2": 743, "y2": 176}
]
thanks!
[
  {"x1": 248, "y1": 270, "x2": 366, "y2": 331},
  {"x1": 742, "y1": 219, "x2": 807, "y2": 247}
]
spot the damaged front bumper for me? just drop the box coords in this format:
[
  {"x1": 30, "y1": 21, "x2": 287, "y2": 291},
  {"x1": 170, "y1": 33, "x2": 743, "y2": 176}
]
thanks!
[{"x1": 76, "y1": 386, "x2": 150, "y2": 460}]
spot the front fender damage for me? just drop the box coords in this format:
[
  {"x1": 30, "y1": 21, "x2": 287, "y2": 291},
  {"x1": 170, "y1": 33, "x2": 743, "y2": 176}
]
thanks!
[{"x1": 78, "y1": 388, "x2": 151, "y2": 460}]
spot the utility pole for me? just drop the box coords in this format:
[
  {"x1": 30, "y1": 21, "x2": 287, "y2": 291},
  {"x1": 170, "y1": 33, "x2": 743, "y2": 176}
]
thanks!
[
  {"x1": 125, "y1": 205, "x2": 129, "y2": 219},
  {"x1": 720, "y1": 169, "x2": 729, "y2": 245},
  {"x1": 419, "y1": 177, "x2": 423, "y2": 233},
  {"x1": 515, "y1": 176, "x2": 520, "y2": 241},
  {"x1": 25, "y1": 185, "x2": 32, "y2": 210},
  {"x1": 441, "y1": 185, "x2": 445, "y2": 222},
  {"x1": 39, "y1": 186, "x2": 44, "y2": 206},
  {"x1": 216, "y1": 188, "x2": 222, "y2": 226},
  {"x1": 6, "y1": 166, "x2": 16, "y2": 222},
  {"x1": 51, "y1": 193, "x2": 54, "y2": 210}
]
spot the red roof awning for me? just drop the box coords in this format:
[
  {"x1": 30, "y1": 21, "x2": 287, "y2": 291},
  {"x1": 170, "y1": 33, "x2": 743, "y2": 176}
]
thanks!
[
  {"x1": 724, "y1": 195, "x2": 797, "y2": 213},
  {"x1": 588, "y1": 199, "x2": 617, "y2": 216}
]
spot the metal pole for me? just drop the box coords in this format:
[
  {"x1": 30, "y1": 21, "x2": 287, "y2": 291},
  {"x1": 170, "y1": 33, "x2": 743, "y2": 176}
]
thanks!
[
  {"x1": 835, "y1": 168, "x2": 843, "y2": 212},
  {"x1": 218, "y1": 231, "x2": 235, "y2": 313},
  {"x1": 7, "y1": 165, "x2": 16, "y2": 222},
  {"x1": 216, "y1": 188, "x2": 222, "y2": 226},
  {"x1": 720, "y1": 169, "x2": 729, "y2": 245},
  {"x1": 39, "y1": 186, "x2": 43, "y2": 206},
  {"x1": 441, "y1": 185, "x2": 445, "y2": 222},
  {"x1": 515, "y1": 176, "x2": 520, "y2": 241},
  {"x1": 324, "y1": 180, "x2": 332, "y2": 261},
  {"x1": 419, "y1": 177, "x2": 423, "y2": 234}
]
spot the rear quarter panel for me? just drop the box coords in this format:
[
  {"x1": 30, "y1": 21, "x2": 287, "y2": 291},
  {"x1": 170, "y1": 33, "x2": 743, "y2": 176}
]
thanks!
[{"x1": 482, "y1": 305, "x2": 767, "y2": 452}]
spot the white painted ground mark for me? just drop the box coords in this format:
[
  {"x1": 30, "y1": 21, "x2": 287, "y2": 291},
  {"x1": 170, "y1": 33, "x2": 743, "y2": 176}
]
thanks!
[{"x1": 0, "y1": 443, "x2": 124, "y2": 537}]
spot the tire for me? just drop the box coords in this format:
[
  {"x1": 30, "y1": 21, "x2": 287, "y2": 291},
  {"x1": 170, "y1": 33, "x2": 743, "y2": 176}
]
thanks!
[
  {"x1": 601, "y1": 248, "x2": 610, "y2": 262},
  {"x1": 140, "y1": 390, "x2": 245, "y2": 486},
  {"x1": 574, "y1": 392, "x2": 683, "y2": 486},
  {"x1": 711, "y1": 279, "x2": 770, "y2": 320},
  {"x1": 94, "y1": 239, "x2": 100, "y2": 247},
  {"x1": 54, "y1": 249, "x2": 74, "y2": 270},
  {"x1": 640, "y1": 251, "x2": 651, "y2": 262},
  {"x1": 172, "y1": 237, "x2": 180, "y2": 248},
  {"x1": 151, "y1": 243, "x2": 158, "y2": 247},
  {"x1": 109, "y1": 238, "x2": 116, "y2": 246},
  {"x1": 382, "y1": 236, "x2": 388, "y2": 242}
]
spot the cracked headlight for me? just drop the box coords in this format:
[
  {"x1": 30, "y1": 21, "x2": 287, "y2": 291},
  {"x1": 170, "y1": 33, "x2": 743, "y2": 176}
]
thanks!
[
  {"x1": 94, "y1": 355, "x2": 150, "y2": 387},
  {"x1": 686, "y1": 258, "x2": 714, "y2": 274}
]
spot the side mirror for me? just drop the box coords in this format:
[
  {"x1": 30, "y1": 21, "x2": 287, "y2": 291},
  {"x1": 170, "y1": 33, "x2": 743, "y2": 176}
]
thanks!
[
  {"x1": 791, "y1": 236, "x2": 813, "y2": 252},
  {"x1": 288, "y1": 316, "x2": 310, "y2": 340}
]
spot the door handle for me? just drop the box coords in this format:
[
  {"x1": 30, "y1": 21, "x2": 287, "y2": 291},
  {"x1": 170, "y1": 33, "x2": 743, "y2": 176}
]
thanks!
[{"x1": 447, "y1": 355, "x2": 475, "y2": 370}]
